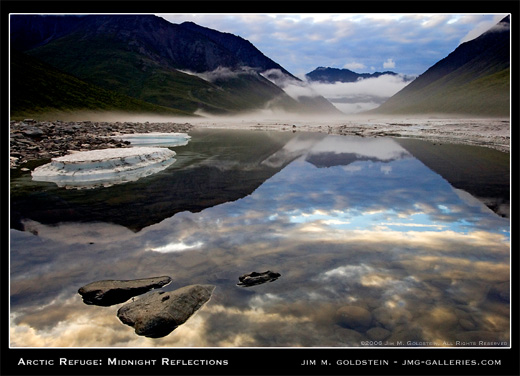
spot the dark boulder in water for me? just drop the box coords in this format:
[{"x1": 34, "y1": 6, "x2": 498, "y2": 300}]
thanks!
[
  {"x1": 78, "y1": 276, "x2": 172, "y2": 306},
  {"x1": 117, "y1": 284, "x2": 215, "y2": 338},
  {"x1": 237, "y1": 270, "x2": 281, "y2": 287}
]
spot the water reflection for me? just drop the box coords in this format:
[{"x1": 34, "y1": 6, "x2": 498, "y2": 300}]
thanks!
[
  {"x1": 10, "y1": 129, "x2": 296, "y2": 231},
  {"x1": 10, "y1": 130, "x2": 510, "y2": 347}
]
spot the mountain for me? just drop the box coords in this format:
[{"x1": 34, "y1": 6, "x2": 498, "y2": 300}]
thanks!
[
  {"x1": 10, "y1": 49, "x2": 192, "y2": 119},
  {"x1": 370, "y1": 16, "x2": 510, "y2": 117},
  {"x1": 10, "y1": 15, "x2": 339, "y2": 117},
  {"x1": 305, "y1": 67, "x2": 412, "y2": 83},
  {"x1": 179, "y1": 21, "x2": 298, "y2": 79}
]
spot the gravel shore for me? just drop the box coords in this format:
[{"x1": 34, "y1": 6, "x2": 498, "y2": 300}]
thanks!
[
  {"x1": 187, "y1": 116, "x2": 511, "y2": 153},
  {"x1": 10, "y1": 117, "x2": 510, "y2": 170},
  {"x1": 9, "y1": 120, "x2": 192, "y2": 169}
]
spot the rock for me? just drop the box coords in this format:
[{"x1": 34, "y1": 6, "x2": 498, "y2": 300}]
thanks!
[
  {"x1": 386, "y1": 325, "x2": 425, "y2": 344},
  {"x1": 22, "y1": 126, "x2": 44, "y2": 138},
  {"x1": 9, "y1": 120, "x2": 193, "y2": 170},
  {"x1": 237, "y1": 270, "x2": 281, "y2": 287},
  {"x1": 456, "y1": 331, "x2": 508, "y2": 345},
  {"x1": 426, "y1": 306, "x2": 459, "y2": 331},
  {"x1": 78, "y1": 276, "x2": 172, "y2": 306},
  {"x1": 372, "y1": 306, "x2": 412, "y2": 330},
  {"x1": 117, "y1": 284, "x2": 215, "y2": 338},
  {"x1": 335, "y1": 327, "x2": 367, "y2": 345},
  {"x1": 336, "y1": 306, "x2": 373, "y2": 330},
  {"x1": 366, "y1": 327, "x2": 391, "y2": 341}
]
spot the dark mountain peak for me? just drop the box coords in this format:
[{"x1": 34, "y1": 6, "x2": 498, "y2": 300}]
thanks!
[
  {"x1": 179, "y1": 20, "x2": 297, "y2": 78},
  {"x1": 370, "y1": 15, "x2": 510, "y2": 116},
  {"x1": 10, "y1": 14, "x2": 86, "y2": 51},
  {"x1": 305, "y1": 66, "x2": 402, "y2": 83}
]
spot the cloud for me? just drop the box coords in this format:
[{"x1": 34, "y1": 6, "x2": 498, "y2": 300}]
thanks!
[
  {"x1": 260, "y1": 68, "x2": 413, "y2": 114},
  {"x1": 180, "y1": 66, "x2": 258, "y2": 83},
  {"x1": 459, "y1": 15, "x2": 509, "y2": 43},
  {"x1": 343, "y1": 62, "x2": 366, "y2": 70},
  {"x1": 303, "y1": 74, "x2": 412, "y2": 113},
  {"x1": 383, "y1": 58, "x2": 396, "y2": 69}
]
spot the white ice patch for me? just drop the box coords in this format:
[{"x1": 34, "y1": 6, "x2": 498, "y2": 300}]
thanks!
[
  {"x1": 32, "y1": 147, "x2": 176, "y2": 189},
  {"x1": 115, "y1": 132, "x2": 191, "y2": 147}
]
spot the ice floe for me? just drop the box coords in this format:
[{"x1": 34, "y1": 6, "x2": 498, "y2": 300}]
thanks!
[
  {"x1": 115, "y1": 132, "x2": 191, "y2": 147},
  {"x1": 32, "y1": 147, "x2": 176, "y2": 189}
]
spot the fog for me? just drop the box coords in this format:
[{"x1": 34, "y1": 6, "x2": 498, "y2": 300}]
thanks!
[
  {"x1": 259, "y1": 68, "x2": 413, "y2": 114},
  {"x1": 179, "y1": 66, "x2": 259, "y2": 82}
]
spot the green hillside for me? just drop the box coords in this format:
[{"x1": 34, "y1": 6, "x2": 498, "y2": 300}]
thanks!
[
  {"x1": 24, "y1": 26, "x2": 301, "y2": 115},
  {"x1": 371, "y1": 16, "x2": 510, "y2": 117},
  {"x1": 10, "y1": 50, "x2": 193, "y2": 120},
  {"x1": 376, "y1": 67, "x2": 509, "y2": 116}
]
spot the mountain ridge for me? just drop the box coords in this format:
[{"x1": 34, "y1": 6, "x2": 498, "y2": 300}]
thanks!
[
  {"x1": 305, "y1": 66, "x2": 414, "y2": 83},
  {"x1": 369, "y1": 15, "x2": 510, "y2": 117},
  {"x1": 10, "y1": 14, "x2": 340, "y2": 117}
]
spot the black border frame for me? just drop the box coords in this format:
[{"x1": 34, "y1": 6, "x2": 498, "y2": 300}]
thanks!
[{"x1": 2, "y1": 1, "x2": 519, "y2": 375}]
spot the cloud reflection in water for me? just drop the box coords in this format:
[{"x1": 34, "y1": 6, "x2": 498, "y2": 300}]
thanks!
[{"x1": 10, "y1": 133, "x2": 509, "y2": 347}]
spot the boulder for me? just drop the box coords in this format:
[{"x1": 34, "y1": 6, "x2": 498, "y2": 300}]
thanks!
[
  {"x1": 335, "y1": 327, "x2": 367, "y2": 346},
  {"x1": 21, "y1": 126, "x2": 44, "y2": 138},
  {"x1": 366, "y1": 327, "x2": 391, "y2": 341},
  {"x1": 117, "y1": 284, "x2": 215, "y2": 338},
  {"x1": 237, "y1": 270, "x2": 281, "y2": 287},
  {"x1": 78, "y1": 276, "x2": 172, "y2": 306}
]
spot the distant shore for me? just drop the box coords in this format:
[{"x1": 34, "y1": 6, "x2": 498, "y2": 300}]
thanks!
[
  {"x1": 10, "y1": 117, "x2": 510, "y2": 170},
  {"x1": 186, "y1": 116, "x2": 511, "y2": 153}
]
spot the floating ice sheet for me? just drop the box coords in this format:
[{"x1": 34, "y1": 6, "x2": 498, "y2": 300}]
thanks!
[
  {"x1": 116, "y1": 132, "x2": 191, "y2": 147},
  {"x1": 32, "y1": 147, "x2": 176, "y2": 189}
]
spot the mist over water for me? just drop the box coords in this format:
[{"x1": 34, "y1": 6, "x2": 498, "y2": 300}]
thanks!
[{"x1": 10, "y1": 128, "x2": 509, "y2": 347}]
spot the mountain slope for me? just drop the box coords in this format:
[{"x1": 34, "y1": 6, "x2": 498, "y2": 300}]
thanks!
[
  {"x1": 370, "y1": 16, "x2": 510, "y2": 117},
  {"x1": 10, "y1": 15, "x2": 338, "y2": 116},
  {"x1": 10, "y1": 50, "x2": 192, "y2": 119},
  {"x1": 178, "y1": 21, "x2": 297, "y2": 79}
]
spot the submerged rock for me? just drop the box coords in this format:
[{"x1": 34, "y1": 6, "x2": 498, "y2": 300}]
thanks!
[
  {"x1": 117, "y1": 284, "x2": 215, "y2": 338},
  {"x1": 78, "y1": 276, "x2": 172, "y2": 306},
  {"x1": 32, "y1": 147, "x2": 176, "y2": 189},
  {"x1": 366, "y1": 327, "x2": 391, "y2": 341},
  {"x1": 237, "y1": 270, "x2": 281, "y2": 287}
]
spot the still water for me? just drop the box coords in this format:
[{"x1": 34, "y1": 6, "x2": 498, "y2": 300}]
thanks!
[{"x1": 9, "y1": 128, "x2": 510, "y2": 347}]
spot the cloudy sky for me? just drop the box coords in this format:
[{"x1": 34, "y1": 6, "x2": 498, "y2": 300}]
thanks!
[{"x1": 158, "y1": 13, "x2": 507, "y2": 77}]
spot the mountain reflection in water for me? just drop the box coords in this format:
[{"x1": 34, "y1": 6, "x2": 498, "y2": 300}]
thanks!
[{"x1": 10, "y1": 129, "x2": 510, "y2": 347}]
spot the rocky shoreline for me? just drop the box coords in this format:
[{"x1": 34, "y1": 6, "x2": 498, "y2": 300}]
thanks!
[
  {"x1": 10, "y1": 117, "x2": 510, "y2": 170},
  {"x1": 9, "y1": 120, "x2": 192, "y2": 170}
]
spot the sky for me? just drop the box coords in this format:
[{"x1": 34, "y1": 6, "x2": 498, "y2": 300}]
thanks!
[{"x1": 158, "y1": 13, "x2": 508, "y2": 77}]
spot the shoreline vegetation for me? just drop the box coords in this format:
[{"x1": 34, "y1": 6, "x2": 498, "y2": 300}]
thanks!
[{"x1": 9, "y1": 116, "x2": 510, "y2": 170}]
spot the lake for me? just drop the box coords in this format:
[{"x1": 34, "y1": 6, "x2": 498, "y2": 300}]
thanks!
[{"x1": 9, "y1": 128, "x2": 510, "y2": 347}]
